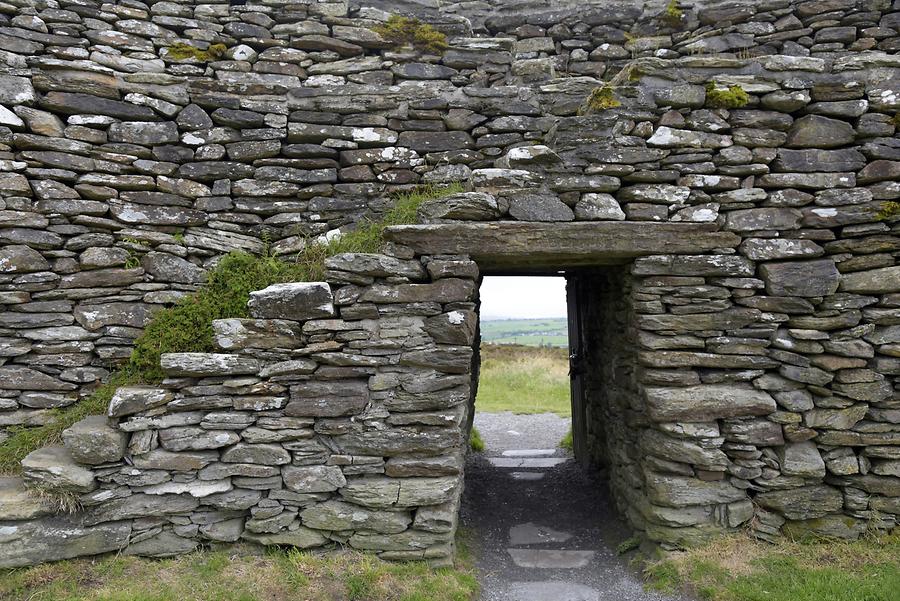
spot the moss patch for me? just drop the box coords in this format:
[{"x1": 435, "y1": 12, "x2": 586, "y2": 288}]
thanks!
[
  {"x1": 586, "y1": 85, "x2": 621, "y2": 111},
  {"x1": 705, "y1": 82, "x2": 750, "y2": 109},
  {"x1": 164, "y1": 42, "x2": 227, "y2": 61},
  {"x1": 876, "y1": 201, "x2": 900, "y2": 221},
  {"x1": 0, "y1": 184, "x2": 463, "y2": 475},
  {"x1": 662, "y1": 0, "x2": 684, "y2": 27},
  {"x1": 559, "y1": 428, "x2": 573, "y2": 451},
  {"x1": 372, "y1": 15, "x2": 449, "y2": 54}
]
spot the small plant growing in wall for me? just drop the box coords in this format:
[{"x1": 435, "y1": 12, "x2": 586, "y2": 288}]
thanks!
[
  {"x1": 876, "y1": 201, "x2": 900, "y2": 221},
  {"x1": 661, "y1": 0, "x2": 684, "y2": 28},
  {"x1": 164, "y1": 42, "x2": 227, "y2": 61},
  {"x1": 705, "y1": 82, "x2": 750, "y2": 109},
  {"x1": 585, "y1": 85, "x2": 622, "y2": 111},
  {"x1": 372, "y1": 15, "x2": 449, "y2": 54},
  {"x1": 892, "y1": 113, "x2": 900, "y2": 128}
]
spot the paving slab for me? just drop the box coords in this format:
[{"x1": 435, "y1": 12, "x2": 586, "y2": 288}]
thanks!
[
  {"x1": 508, "y1": 548, "x2": 595, "y2": 569},
  {"x1": 509, "y1": 522, "x2": 573, "y2": 546},
  {"x1": 510, "y1": 471, "x2": 545, "y2": 481},
  {"x1": 502, "y1": 449, "x2": 557, "y2": 458},
  {"x1": 508, "y1": 581, "x2": 600, "y2": 601},
  {"x1": 488, "y1": 457, "x2": 569, "y2": 469}
]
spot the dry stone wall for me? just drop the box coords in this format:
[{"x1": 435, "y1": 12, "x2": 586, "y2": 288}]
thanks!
[{"x1": 1, "y1": 0, "x2": 900, "y2": 566}]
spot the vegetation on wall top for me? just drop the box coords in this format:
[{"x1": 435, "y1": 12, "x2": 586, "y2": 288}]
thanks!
[
  {"x1": 0, "y1": 184, "x2": 463, "y2": 475},
  {"x1": 372, "y1": 15, "x2": 450, "y2": 54}
]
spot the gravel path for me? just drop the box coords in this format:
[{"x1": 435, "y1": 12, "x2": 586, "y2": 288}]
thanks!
[{"x1": 461, "y1": 412, "x2": 688, "y2": 601}]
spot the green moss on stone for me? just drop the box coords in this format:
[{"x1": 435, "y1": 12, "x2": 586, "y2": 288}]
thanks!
[
  {"x1": 165, "y1": 42, "x2": 227, "y2": 61},
  {"x1": 705, "y1": 82, "x2": 750, "y2": 109},
  {"x1": 662, "y1": 0, "x2": 684, "y2": 27},
  {"x1": 372, "y1": 15, "x2": 449, "y2": 54},
  {"x1": 586, "y1": 85, "x2": 621, "y2": 111},
  {"x1": 876, "y1": 201, "x2": 900, "y2": 221}
]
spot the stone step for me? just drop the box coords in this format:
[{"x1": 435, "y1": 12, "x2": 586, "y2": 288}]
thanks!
[
  {"x1": 507, "y1": 548, "x2": 595, "y2": 569},
  {"x1": 509, "y1": 522, "x2": 573, "y2": 546},
  {"x1": 501, "y1": 449, "x2": 557, "y2": 458},
  {"x1": 21, "y1": 445, "x2": 97, "y2": 494},
  {"x1": 510, "y1": 471, "x2": 545, "y2": 481},
  {"x1": 488, "y1": 457, "x2": 568, "y2": 469},
  {"x1": 507, "y1": 581, "x2": 600, "y2": 601}
]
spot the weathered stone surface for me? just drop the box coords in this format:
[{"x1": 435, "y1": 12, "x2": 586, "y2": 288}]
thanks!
[
  {"x1": 645, "y1": 472, "x2": 747, "y2": 507},
  {"x1": 0, "y1": 477, "x2": 54, "y2": 520},
  {"x1": 778, "y1": 442, "x2": 825, "y2": 478},
  {"x1": 301, "y1": 500, "x2": 411, "y2": 533},
  {"x1": 785, "y1": 115, "x2": 855, "y2": 148},
  {"x1": 160, "y1": 353, "x2": 259, "y2": 377},
  {"x1": 62, "y1": 416, "x2": 127, "y2": 465},
  {"x1": 248, "y1": 283, "x2": 335, "y2": 320},
  {"x1": 108, "y1": 387, "x2": 173, "y2": 418},
  {"x1": 243, "y1": 527, "x2": 328, "y2": 549},
  {"x1": 755, "y1": 485, "x2": 843, "y2": 520},
  {"x1": 760, "y1": 260, "x2": 840, "y2": 297},
  {"x1": 644, "y1": 385, "x2": 776, "y2": 422},
  {"x1": 287, "y1": 380, "x2": 369, "y2": 417},
  {"x1": 283, "y1": 465, "x2": 346, "y2": 493},
  {"x1": 340, "y1": 477, "x2": 458, "y2": 509},
  {"x1": 21, "y1": 446, "x2": 96, "y2": 493},
  {"x1": 840, "y1": 267, "x2": 900, "y2": 294},
  {"x1": 418, "y1": 192, "x2": 502, "y2": 221},
  {"x1": 0, "y1": 517, "x2": 130, "y2": 568}
]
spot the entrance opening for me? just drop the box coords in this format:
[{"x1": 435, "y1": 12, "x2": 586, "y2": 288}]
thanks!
[{"x1": 461, "y1": 268, "x2": 650, "y2": 598}]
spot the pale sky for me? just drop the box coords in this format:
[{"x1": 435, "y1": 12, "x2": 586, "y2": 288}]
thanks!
[{"x1": 479, "y1": 276, "x2": 568, "y2": 320}]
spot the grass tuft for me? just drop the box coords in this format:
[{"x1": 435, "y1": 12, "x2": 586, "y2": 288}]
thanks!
[
  {"x1": 468, "y1": 427, "x2": 485, "y2": 453},
  {"x1": 372, "y1": 15, "x2": 449, "y2": 54},
  {"x1": 705, "y1": 82, "x2": 750, "y2": 109},
  {"x1": 559, "y1": 428, "x2": 573, "y2": 451},
  {"x1": 662, "y1": 0, "x2": 684, "y2": 27},
  {"x1": 0, "y1": 184, "x2": 462, "y2": 475}
]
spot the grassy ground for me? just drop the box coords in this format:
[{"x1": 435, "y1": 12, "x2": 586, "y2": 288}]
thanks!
[
  {"x1": 480, "y1": 318, "x2": 568, "y2": 347},
  {"x1": 0, "y1": 545, "x2": 478, "y2": 601},
  {"x1": 645, "y1": 531, "x2": 900, "y2": 601},
  {"x1": 475, "y1": 344, "x2": 571, "y2": 416}
]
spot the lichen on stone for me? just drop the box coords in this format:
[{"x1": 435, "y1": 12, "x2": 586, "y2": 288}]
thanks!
[
  {"x1": 585, "y1": 85, "x2": 621, "y2": 111},
  {"x1": 705, "y1": 82, "x2": 750, "y2": 109},
  {"x1": 876, "y1": 201, "x2": 900, "y2": 221},
  {"x1": 164, "y1": 42, "x2": 227, "y2": 61},
  {"x1": 372, "y1": 15, "x2": 449, "y2": 54}
]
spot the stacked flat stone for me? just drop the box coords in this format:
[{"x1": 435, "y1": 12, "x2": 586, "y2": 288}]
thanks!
[{"x1": 0, "y1": 0, "x2": 899, "y2": 566}]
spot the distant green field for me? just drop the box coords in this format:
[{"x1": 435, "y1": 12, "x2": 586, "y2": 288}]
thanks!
[{"x1": 480, "y1": 318, "x2": 568, "y2": 347}]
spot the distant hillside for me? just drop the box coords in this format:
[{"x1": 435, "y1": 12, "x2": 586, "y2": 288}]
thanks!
[{"x1": 480, "y1": 317, "x2": 568, "y2": 347}]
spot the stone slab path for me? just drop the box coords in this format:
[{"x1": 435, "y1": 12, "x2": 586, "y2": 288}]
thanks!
[{"x1": 461, "y1": 412, "x2": 687, "y2": 601}]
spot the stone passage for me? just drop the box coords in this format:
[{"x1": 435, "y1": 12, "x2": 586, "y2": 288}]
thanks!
[{"x1": 2, "y1": 0, "x2": 900, "y2": 567}]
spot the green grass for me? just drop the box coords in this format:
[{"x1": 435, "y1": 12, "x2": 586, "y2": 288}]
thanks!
[
  {"x1": 645, "y1": 531, "x2": 900, "y2": 601},
  {"x1": 0, "y1": 545, "x2": 479, "y2": 601},
  {"x1": 0, "y1": 183, "x2": 463, "y2": 475},
  {"x1": 475, "y1": 345, "x2": 571, "y2": 416},
  {"x1": 559, "y1": 428, "x2": 573, "y2": 450},
  {"x1": 480, "y1": 318, "x2": 568, "y2": 347},
  {"x1": 469, "y1": 427, "x2": 485, "y2": 452}
]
